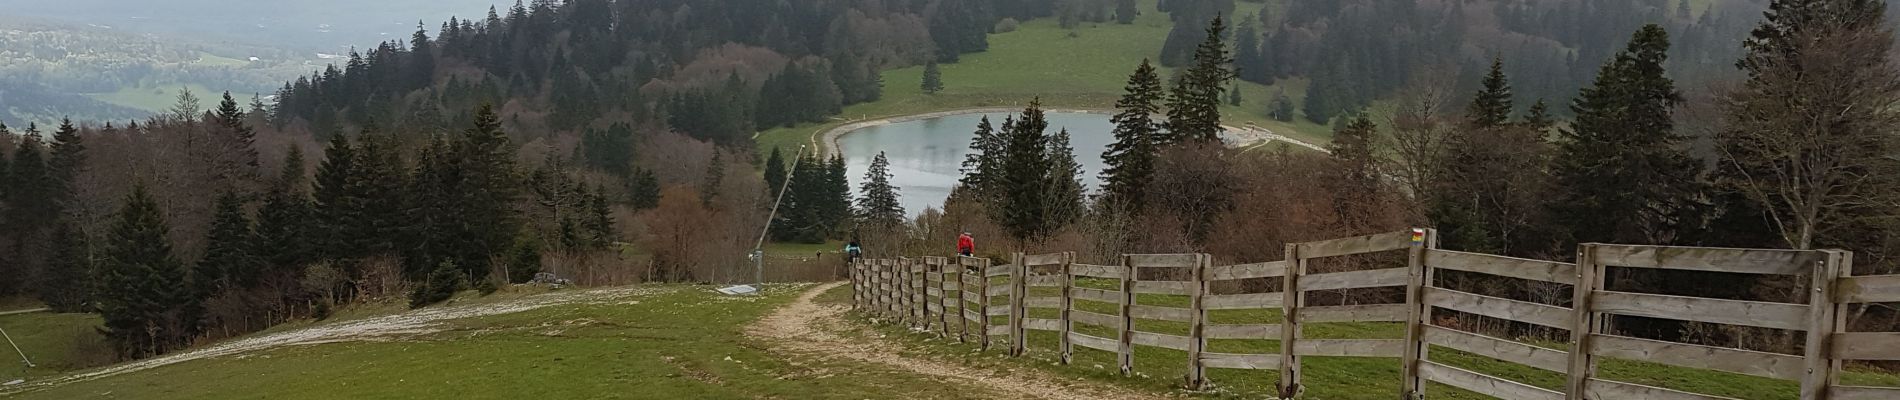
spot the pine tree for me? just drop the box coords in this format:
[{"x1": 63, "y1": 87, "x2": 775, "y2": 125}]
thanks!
[
  {"x1": 1329, "y1": 113, "x2": 1381, "y2": 194},
  {"x1": 1522, "y1": 99, "x2": 1554, "y2": 134},
  {"x1": 95, "y1": 185, "x2": 192, "y2": 358},
  {"x1": 764, "y1": 147, "x2": 789, "y2": 198},
  {"x1": 699, "y1": 150, "x2": 724, "y2": 205},
  {"x1": 199, "y1": 192, "x2": 260, "y2": 295},
  {"x1": 628, "y1": 167, "x2": 660, "y2": 210},
  {"x1": 825, "y1": 154, "x2": 853, "y2": 236},
  {"x1": 453, "y1": 104, "x2": 522, "y2": 282},
  {"x1": 957, "y1": 116, "x2": 1003, "y2": 197},
  {"x1": 1468, "y1": 57, "x2": 1515, "y2": 129},
  {"x1": 256, "y1": 145, "x2": 314, "y2": 274},
  {"x1": 993, "y1": 100, "x2": 1057, "y2": 244},
  {"x1": 1100, "y1": 60, "x2": 1164, "y2": 213},
  {"x1": 1270, "y1": 91, "x2": 1296, "y2": 122},
  {"x1": 311, "y1": 133, "x2": 360, "y2": 260},
  {"x1": 1116, "y1": 0, "x2": 1139, "y2": 24},
  {"x1": 410, "y1": 260, "x2": 463, "y2": 307},
  {"x1": 214, "y1": 92, "x2": 259, "y2": 169},
  {"x1": 38, "y1": 220, "x2": 90, "y2": 313},
  {"x1": 857, "y1": 152, "x2": 905, "y2": 228},
  {"x1": 583, "y1": 186, "x2": 615, "y2": 248},
  {"x1": 1042, "y1": 129, "x2": 1085, "y2": 228},
  {"x1": 1553, "y1": 24, "x2": 1699, "y2": 246},
  {"x1": 48, "y1": 119, "x2": 85, "y2": 214},
  {"x1": 1234, "y1": 14, "x2": 1270, "y2": 84},
  {"x1": 1164, "y1": 16, "x2": 1234, "y2": 144},
  {"x1": 922, "y1": 61, "x2": 945, "y2": 94}
]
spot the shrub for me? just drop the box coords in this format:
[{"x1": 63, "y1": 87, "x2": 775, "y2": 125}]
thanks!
[
  {"x1": 409, "y1": 261, "x2": 464, "y2": 308},
  {"x1": 995, "y1": 18, "x2": 1020, "y2": 33}
]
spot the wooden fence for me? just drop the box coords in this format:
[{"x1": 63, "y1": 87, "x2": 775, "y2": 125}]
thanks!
[{"x1": 846, "y1": 229, "x2": 1900, "y2": 399}]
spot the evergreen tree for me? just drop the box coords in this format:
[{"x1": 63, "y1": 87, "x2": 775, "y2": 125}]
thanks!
[
  {"x1": 1164, "y1": 16, "x2": 1234, "y2": 144},
  {"x1": 1552, "y1": 24, "x2": 1699, "y2": 246},
  {"x1": 311, "y1": 134, "x2": 360, "y2": 259},
  {"x1": 1234, "y1": 14, "x2": 1271, "y2": 84},
  {"x1": 453, "y1": 104, "x2": 522, "y2": 282},
  {"x1": 628, "y1": 167, "x2": 660, "y2": 210},
  {"x1": 38, "y1": 220, "x2": 90, "y2": 312},
  {"x1": 48, "y1": 119, "x2": 85, "y2": 213},
  {"x1": 922, "y1": 61, "x2": 945, "y2": 95},
  {"x1": 1468, "y1": 57, "x2": 1515, "y2": 129},
  {"x1": 410, "y1": 260, "x2": 463, "y2": 307},
  {"x1": 1270, "y1": 91, "x2": 1296, "y2": 122},
  {"x1": 992, "y1": 100, "x2": 1058, "y2": 244},
  {"x1": 1329, "y1": 113, "x2": 1381, "y2": 195},
  {"x1": 256, "y1": 145, "x2": 314, "y2": 274},
  {"x1": 1522, "y1": 99, "x2": 1554, "y2": 134},
  {"x1": 213, "y1": 92, "x2": 259, "y2": 169},
  {"x1": 857, "y1": 152, "x2": 905, "y2": 228},
  {"x1": 583, "y1": 186, "x2": 615, "y2": 248},
  {"x1": 825, "y1": 154, "x2": 853, "y2": 235},
  {"x1": 507, "y1": 239, "x2": 543, "y2": 284},
  {"x1": 581, "y1": 123, "x2": 634, "y2": 176},
  {"x1": 1100, "y1": 60, "x2": 1164, "y2": 213},
  {"x1": 95, "y1": 185, "x2": 192, "y2": 358},
  {"x1": 1116, "y1": 0, "x2": 1139, "y2": 24},
  {"x1": 764, "y1": 147, "x2": 789, "y2": 198},
  {"x1": 699, "y1": 150, "x2": 724, "y2": 205},
  {"x1": 199, "y1": 192, "x2": 260, "y2": 295},
  {"x1": 1042, "y1": 129, "x2": 1086, "y2": 228},
  {"x1": 957, "y1": 116, "x2": 1004, "y2": 197}
]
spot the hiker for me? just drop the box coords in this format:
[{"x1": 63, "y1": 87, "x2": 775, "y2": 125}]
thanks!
[
  {"x1": 844, "y1": 240, "x2": 863, "y2": 264},
  {"x1": 957, "y1": 232, "x2": 975, "y2": 257}
]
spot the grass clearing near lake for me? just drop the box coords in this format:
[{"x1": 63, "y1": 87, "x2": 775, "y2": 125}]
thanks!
[{"x1": 755, "y1": 0, "x2": 1333, "y2": 159}]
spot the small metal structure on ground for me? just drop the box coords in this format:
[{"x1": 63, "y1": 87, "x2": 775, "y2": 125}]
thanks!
[{"x1": 717, "y1": 285, "x2": 760, "y2": 296}]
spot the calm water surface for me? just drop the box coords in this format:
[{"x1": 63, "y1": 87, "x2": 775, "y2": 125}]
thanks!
[{"x1": 838, "y1": 112, "x2": 1115, "y2": 216}]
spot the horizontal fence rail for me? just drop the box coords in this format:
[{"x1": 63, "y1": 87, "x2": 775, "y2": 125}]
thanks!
[{"x1": 844, "y1": 229, "x2": 1894, "y2": 399}]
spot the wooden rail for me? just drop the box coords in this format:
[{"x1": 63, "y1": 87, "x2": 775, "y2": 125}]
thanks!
[{"x1": 845, "y1": 230, "x2": 1895, "y2": 399}]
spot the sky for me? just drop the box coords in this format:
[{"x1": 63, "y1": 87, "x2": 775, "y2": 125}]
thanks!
[{"x1": 0, "y1": 0, "x2": 502, "y2": 52}]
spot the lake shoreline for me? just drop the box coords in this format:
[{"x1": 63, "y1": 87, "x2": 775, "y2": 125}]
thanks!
[
  {"x1": 816, "y1": 107, "x2": 1327, "y2": 157},
  {"x1": 817, "y1": 107, "x2": 1115, "y2": 157}
]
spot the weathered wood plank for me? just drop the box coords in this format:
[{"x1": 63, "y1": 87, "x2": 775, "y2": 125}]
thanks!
[
  {"x1": 986, "y1": 285, "x2": 1012, "y2": 297},
  {"x1": 1299, "y1": 268, "x2": 1409, "y2": 291},
  {"x1": 1128, "y1": 254, "x2": 1201, "y2": 268},
  {"x1": 1129, "y1": 331, "x2": 1192, "y2": 351},
  {"x1": 987, "y1": 325, "x2": 1011, "y2": 336},
  {"x1": 1024, "y1": 318, "x2": 1062, "y2": 332},
  {"x1": 1024, "y1": 252, "x2": 1068, "y2": 266},
  {"x1": 925, "y1": 287, "x2": 944, "y2": 297},
  {"x1": 941, "y1": 282, "x2": 960, "y2": 291},
  {"x1": 1024, "y1": 296, "x2": 1061, "y2": 309},
  {"x1": 986, "y1": 266, "x2": 1014, "y2": 277},
  {"x1": 1594, "y1": 245, "x2": 1822, "y2": 276},
  {"x1": 1026, "y1": 275, "x2": 1064, "y2": 287},
  {"x1": 1592, "y1": 334, "x2": 1806, "y2": 380},
  {"x1": 1424, "y1": 249, "x2": 1577, "y2": 284},
  {"x1": 1205, "y1": 323, "x2": 1281, "y2": 339},
  {"x1": 1592, "y1": 291, "x2": 1809, "y2": 331},
  {"x1": 1133, "y1": 281, "x2": 1192, "y2": 295},
  {"x1": 1837, "y1": 274, "x2": 1900, "y2": 303},
  {"x1": 1204, "y1": 292, "x2": 1283, "y2": 310},
  {"x1": 1201, "y1": 352, "x2": 1280, "y2": 370},
  {"x1": 1299, "y1": 304, "x2": 1409, "y2": 322},
  {"x1": 1423, "y1": 287, "x2": 1571, "y2": 329},
  {"x1": 1417, "y1": 361, "x2": 1563, "y2": 400},
  {"x1": 926, "y1": 303, "x2": 943, "y2": 314},
  {"x1": 1421, "y1": 325, "x2": 1568, "y2": 373},
  {"x1": 985, "y1": 307, "x2": 1011, "y2": 317},
  {"x1": 1832, "y1": 332, "x2": 1900, "y2": 360},
  {"x1": 1293, "y1": 339, "x2": 1405, "y2": 357},
  {"x1": 1832, "y1": 385, "x2": 1900, "y2": 400},
  {"x1": 1071, "y1": 310, "x2": 1119, "y2": 328},
  {"x1": 1206, "y1": 261, "x2": 1288, "y2": 281},
  {"x1": 1070, "y1": 332, "x2": 1120, "y2": 353},
  {"x1": 1072, "y1": 287, "x2": 1120, "y2": 304},
  {"x1": 1070, "y1": 263, "x2": 1125, "y2": 279},
  {"x1": 964, "y1": 309, "x2": 982, "y2": 322},
  {"x1": 1584, "y1": 378, "x2": 1737, "y2": 400},
  {"x1": 1297, "y1": 230, "x2": 1414, "y2": 258},
  {"x1": 1130, "y1": 305, "x2": 1194, "y2": 322}
]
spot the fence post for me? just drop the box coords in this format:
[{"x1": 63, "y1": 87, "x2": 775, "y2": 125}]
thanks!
[
  {"x1": 1059, "y1": 252, "x2": 1076, "y2": 364},
  {"x1": 1279, "y1": 243, "x2": 1304, "y2": 399},
  {"x1": 1186, "y1": 253, "x2": 1209, "y2": 389},
  {"x1": 1010, "y1": 252, "x2": 1028, "y2": 357},
  {"x1": 958, "y1": 257, "x2": 970, "y2": 343},
  {"x1": 913, "y1": 258, "x2": 927, "y2": 329},
  {"x1": 1400, "y1": 228, "x2": 1436, "y2": 399},
  {"x1": 1565, "y1": 244, "x2": 1606, "y2": 400},
  {"x1": 937, "y1": 257, "x2": 952, "y2": 336},
  {"x1": 1802, "y1": 250, "x2": 1847, "y2": 399},
  {"x1": 979, "y1": 257, "x2": 994, "y2": 351},
  {"x1": 884, "y1": 259, "x2": 899, "y2": 318},
  {"x1": 897, "y1": 258, "x2": 911, "y2": 324},
  {"x1": 1118, "y1": 254, "x2": 1136, "y2": 376}
]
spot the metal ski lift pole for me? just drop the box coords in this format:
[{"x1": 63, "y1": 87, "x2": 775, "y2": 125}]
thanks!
[
  {"x1": 754, "y1": 144, "x2": 809, "y2": 286},
  {"x1": 1, "y1": 327, "x2": 31, "y2": 370}
]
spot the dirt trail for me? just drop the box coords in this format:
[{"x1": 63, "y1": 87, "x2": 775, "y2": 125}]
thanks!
[
  {"x1": 747, "y1": 282, "x2": 1165, "y2": 400},
  {"x1": 5, "y1": 286, "x2": 672, "y2": 394}
]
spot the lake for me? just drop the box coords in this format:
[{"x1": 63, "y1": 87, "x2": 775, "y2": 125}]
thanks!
[{"x1": 837, "y1": 112, "x2": 1116, "y2": 216}]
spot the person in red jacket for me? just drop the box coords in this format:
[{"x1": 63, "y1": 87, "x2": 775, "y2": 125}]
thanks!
[{"x1": 957, "y1": 232, "x2": 975, "y2": 257}]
